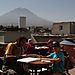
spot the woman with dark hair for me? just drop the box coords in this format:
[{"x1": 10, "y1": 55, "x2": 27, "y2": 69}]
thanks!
[
  {"x1": 47, "y1": 39, "x2": 53, "y2": 54},
  {"x1": 26, "y1": 39, "x2": 35, "y2": 54}
]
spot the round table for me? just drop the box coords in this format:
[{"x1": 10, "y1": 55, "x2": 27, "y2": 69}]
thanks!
[{"x1": 29, "y1": 58, "x2": 53, "y2": 75}]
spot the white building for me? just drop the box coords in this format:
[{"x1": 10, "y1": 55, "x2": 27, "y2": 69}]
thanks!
[{"x1": 19, "y1": 16, "x2": 26, "y2": 28}]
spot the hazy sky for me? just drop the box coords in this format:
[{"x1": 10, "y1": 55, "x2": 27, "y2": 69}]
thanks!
[{"x1": 0, "y1": 0, "x2": 75, "y2": 22}]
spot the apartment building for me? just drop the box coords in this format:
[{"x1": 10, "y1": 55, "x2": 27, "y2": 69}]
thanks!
[{"x1": 52, "y1": 22, "x2": 75, "y2": 35}]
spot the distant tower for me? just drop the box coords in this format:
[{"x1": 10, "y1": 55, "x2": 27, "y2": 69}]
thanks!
[{"x1": 19, "y1": 16, "x2": 26, "y2": 28}]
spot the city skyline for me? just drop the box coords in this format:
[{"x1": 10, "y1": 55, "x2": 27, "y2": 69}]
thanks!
[{"x1": 0, "y1": 0, "x2": 75, "y2": 22}]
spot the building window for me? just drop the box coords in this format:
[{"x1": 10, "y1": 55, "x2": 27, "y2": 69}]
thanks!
[{"x1": 59, "y1": 26, "x2": 63, "y2": 30}]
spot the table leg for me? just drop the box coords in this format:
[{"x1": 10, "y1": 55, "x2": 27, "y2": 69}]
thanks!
[
  {"x1": 35, "y1": 68, "x2": 37, "y2": 75},
  {"x1": 32, "y1": 69, "x2": 34, "y2": 75},
  {"x1": 41, "y1": 68, "x2": 42, "y2": 72}
]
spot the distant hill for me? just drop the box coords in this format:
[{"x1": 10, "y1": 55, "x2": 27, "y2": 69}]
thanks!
[{"x1": 0, "y1": 8, "x2": 52, "y2": 27}]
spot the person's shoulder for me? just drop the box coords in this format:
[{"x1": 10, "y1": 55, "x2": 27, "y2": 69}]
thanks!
[
  {"x1": 8, "y1": 42, "x2": 13, "y2": 45},
  {"x1": 59, "y1": 51, "x2": 64, "y2": 56},
  {"x1": 50, "y1": 52, "x2": 55, "y2": 55},
  {"x1": 6, "y1": 42, "x2": 13, "y2": 47},
  {"x1": 47, "y1": 52, "x2": 55, "y2": 57},
  {"x1": 27, "y1": 43, "x2": 33, "y2": 47},
  {"x1": 7, "y1": 43, "x2": 17, "y2": 48}
]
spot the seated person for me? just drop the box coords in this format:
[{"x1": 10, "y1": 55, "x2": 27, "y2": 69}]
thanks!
[
  {"x1": 60, "y1": 45, "x2": 71, "y2": 75},
  {"x1": 47, "y1": 39, "x2": 53, "y2": 54},
  {"x1": 26, "y1": 39, "x2": 35, "y2": 54},
  {"x1": 47, "y1": 41, "x2": 65, "y2": 75},
  {"x1": 5, "y1": 36, "x2": 28, "y2": 56},
  {"x1": 5, "y1": 36, "x2": 30, "y2": 75}
]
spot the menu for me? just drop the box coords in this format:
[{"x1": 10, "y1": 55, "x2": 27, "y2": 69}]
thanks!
[{"x1": 17, "y1": 57, "x2": 40, "y2": 63}]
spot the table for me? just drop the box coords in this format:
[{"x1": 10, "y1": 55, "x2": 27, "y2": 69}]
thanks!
[
  {"x1": 34, "y1": 46, "x2": 49, "y2": 56},
  {"x1": 30, "y1": 58, "x2": 53, "y2": 75},
  {"x1": 17, "y1": 57, "x2": 53, "y2": 75}
]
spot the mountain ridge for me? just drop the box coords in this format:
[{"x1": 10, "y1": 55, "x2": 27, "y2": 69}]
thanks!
[{"x1": 0, "y1": 8, "x2": 52, "y2": 27}]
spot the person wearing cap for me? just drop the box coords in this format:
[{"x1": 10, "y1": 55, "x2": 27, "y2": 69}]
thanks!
[{"x1": 47, "y1": 41, "x2": 65, "y2": 75}]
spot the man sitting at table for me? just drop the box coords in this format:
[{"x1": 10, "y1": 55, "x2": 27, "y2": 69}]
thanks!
[
  {"x1": 4, "y1": 36, "x2": 30, "y2": 75},
  {"x1": 47, "y1": 41, "x2": 65, "y2": 75},
  {"x1": 5, "y1": 36, "x2": 28, "y2": 56}
]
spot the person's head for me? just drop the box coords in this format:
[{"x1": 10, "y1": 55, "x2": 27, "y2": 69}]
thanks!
[
  {"x1": 16, "y1": 36, "x2": 28, "y2": 46},
  {"x1": 47, "y1": 39, "x2": 53, "y2": 47},
  {"x1": 52, "y1": 41, "x2": 60, "y2": 53},
  {"x1": 28, "y1": 39, "x2": 33, "y2": 44}
]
